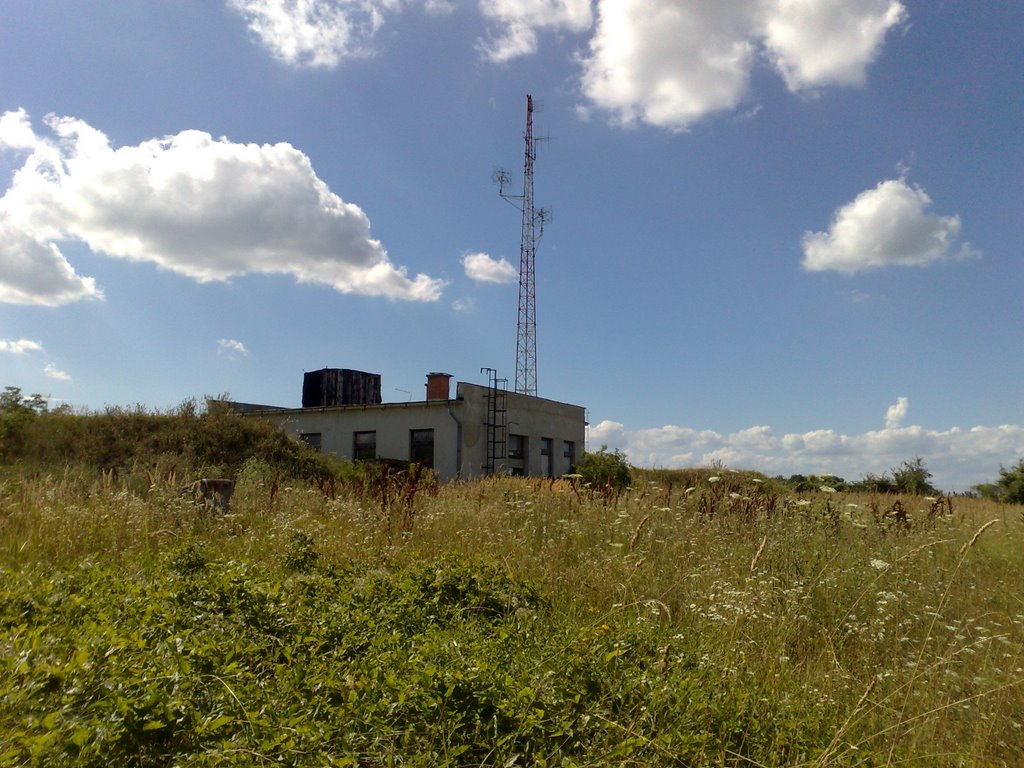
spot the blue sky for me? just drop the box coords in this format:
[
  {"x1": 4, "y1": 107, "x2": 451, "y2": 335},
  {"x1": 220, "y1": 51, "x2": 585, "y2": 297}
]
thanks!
[{"x1": 1, "y1": 0, "x2": 1021, "y2": 490}]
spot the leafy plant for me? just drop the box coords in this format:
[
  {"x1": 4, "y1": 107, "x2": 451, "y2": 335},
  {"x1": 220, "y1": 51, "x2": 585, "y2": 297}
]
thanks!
[
  {"x1": 281, "y1": 529, "x2": 320, "y2": 573},
  {"x1": 968, "y1": 460, "x2": 1024, "y2": 504},
  {"x1": 2, "y1": 410, "x2": 1023, "y2": 766},
  {"x1": 0, "y1": 386, "x2": 47, "y2": 460},
  {"x1": 890, "y1": 456, "x2": 938, "y2": 496},
  {"x1": 571, "y1": 445, "x2": 632, "y2": 493}
]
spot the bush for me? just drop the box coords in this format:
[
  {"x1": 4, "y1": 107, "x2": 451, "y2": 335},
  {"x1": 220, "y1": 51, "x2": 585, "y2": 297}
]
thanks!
[
  {"x1": 0, "y1": 386, "x2": 47, "y2": 461},
  {"x1": 571, "y1": 446, "x2": 632, "y2": 492},
  {"x1": 995, "y1": 458, "x2": 1024, "y2": 504},
  {"x1": 890, "y1": 457, "x2": 939, "y2": 496},
  {"x1": 848, "y1": 458, "x2": 938, "y2": 495},
  {"x1": 0, "y1": 389, "x2": 339, "y2": 485}
]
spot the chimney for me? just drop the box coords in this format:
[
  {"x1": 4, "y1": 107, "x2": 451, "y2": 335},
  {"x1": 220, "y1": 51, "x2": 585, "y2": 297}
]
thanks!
[{"x1": 425, "y1": 372, "x2": 452, "y2": 400}]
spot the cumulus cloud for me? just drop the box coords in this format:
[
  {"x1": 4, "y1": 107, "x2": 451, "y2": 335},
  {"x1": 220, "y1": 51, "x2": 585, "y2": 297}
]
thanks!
[
  {"x1": 461, "y1": 251, "x2": 517, "y2": 284},
  {"x1": 218, "y1": 338, "x2": 249, "y2": 357},
  {"x1": 588, "y1": 419, "x2": 627, "y2": 448},
  {"x1": 0, "y1": 108, "x2": 39, "y2": 151},
  {"x1": 580, "y1": 0, "x2": 906, "y2": 130},
  {"x1": 0, "y1": 220, "x2": 104, "y2": 306},
  {"x1": 580, "y1": 1, "x2": 758, "y2": 130},
  {"x1": 229, "y1": 0, "x2": 403, "y2": 68},
  {"x1": 762, "y1": 0, "x2": 908, "y2": 91},
  {"x1": 0, "y1": 338, "x2": 44, "y2": 354},
  {"x1": 226, "y1": 1, "x2": 904, "y2": 129},
  {"x1": 43, "y1": 362, "x2": 71, "y2": 381},
  {"x1": 589, "y1": 399, "x2": 1024, "y2": 491},
  {"x1": 477, "y1": 0, "x2": 593, "y2": 62},
  {"x1": 885, "y1": 396, "x2": 908, "y2": 429},
  {"x1": 801, "y1": 179, "x2": 979, "y2": 274},
  {"x1": 0, "y1": 110, "x2": 444, "y2": 306}
]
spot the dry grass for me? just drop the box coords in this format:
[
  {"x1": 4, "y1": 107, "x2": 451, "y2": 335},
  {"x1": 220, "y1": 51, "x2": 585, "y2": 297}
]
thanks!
[{"x1": 2, "y1": 463, "x2": 1022, "y2": 765}]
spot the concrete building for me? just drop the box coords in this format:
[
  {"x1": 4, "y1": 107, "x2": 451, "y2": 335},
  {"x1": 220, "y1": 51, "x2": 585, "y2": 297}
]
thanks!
[{"x1": 235, "y1": 370, "x2": 586, "y2": 482}]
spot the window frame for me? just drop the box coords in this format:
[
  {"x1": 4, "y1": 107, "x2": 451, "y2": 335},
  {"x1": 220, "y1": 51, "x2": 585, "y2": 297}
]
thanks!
[{"x1": 353, "y1": 430, "x2": 377, "y2": 462}]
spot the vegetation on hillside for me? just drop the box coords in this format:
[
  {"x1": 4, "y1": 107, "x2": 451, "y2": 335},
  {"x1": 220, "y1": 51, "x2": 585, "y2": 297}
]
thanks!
[
  {"x1": 1, "y1": 392, "x2": 1023, "y2": 765},
  {"x1": 0, "y1": 386, "x2": 338, "y2": 485}
]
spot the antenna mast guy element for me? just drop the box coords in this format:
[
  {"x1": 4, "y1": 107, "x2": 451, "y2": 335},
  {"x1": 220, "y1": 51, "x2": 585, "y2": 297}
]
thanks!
[{"x1": 495, "y1": 94, "x2": 548, "y2": 397}]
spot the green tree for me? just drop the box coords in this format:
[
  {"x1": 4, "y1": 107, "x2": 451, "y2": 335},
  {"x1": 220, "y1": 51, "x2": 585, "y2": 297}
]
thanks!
[
  {"x1": 995, "y1": 458, "x2": 1024, "y2": 504},
  {"x1": 571, "y1": 446, "x2": 632, "y2": 492},
  {"x1": 890, "y1": 457, "x2": 938, "y2": 496},
  {"x1": 1, "y1": 386, "x2": 47, "y2": 460}
]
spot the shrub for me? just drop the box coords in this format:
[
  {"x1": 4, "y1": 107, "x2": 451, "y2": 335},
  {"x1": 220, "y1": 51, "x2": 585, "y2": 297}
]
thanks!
[
  {"x1": 995, "y1": 458, "x2": 1024, "y2": 504},
  {"x1": 0, "y1": 389, "x2": 340, "y2": 485},
  {"x1": 849, "y1": 458, "x2": 938, "y2": 495},
  {"x1": 281, "y1": 530, "x2": 320, "y2": 573},
  {"x1": 571, "y1": 446, "x2": 632, "y2": 492},
  {"x1": 0, "y1": 386, "x2": 46, "y2": 460},
  {"x1": 890, "y1": 457, "x2": 939, "y2": 496}
]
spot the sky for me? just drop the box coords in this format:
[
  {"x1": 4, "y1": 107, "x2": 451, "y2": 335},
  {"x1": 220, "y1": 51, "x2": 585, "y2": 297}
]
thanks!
[{"x1": 1, "y1": 0, "x2": 1021, "y2": 491}]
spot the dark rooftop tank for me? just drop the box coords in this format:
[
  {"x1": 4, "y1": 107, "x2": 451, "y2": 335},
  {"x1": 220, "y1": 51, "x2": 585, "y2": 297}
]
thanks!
[{"x1": 302, "y1": 368, "x2": 382, "y2": 408}]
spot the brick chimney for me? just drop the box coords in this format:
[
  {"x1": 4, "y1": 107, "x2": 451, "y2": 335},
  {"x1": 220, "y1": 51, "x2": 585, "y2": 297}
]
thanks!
[{"x1": 425, "y1": 372, "x2": 452, "y2": 400}]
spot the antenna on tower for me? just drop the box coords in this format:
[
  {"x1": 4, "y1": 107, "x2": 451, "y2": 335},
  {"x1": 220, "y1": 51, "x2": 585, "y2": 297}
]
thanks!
[{"x1": 495, "y1": 94, "x2": 548, "y2": 397}]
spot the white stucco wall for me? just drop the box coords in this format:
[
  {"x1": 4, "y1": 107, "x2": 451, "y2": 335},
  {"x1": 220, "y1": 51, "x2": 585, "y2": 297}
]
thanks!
[
  {"x1": 244, "y1": 382, "x2": 586, "y2": 482},
  {"x1": 254, "y1": 401, "x2": 462, "y2": 479},
  {"x1": 455, "y1": 383, "x2": 586, "y2": 478}
]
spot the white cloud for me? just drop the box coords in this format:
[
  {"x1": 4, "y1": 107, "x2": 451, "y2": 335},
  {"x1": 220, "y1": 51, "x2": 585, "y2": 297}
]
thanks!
[
  {"x1": 451, "y1": 296, "x2": 477, "y2": 312},
  {"x1": 885, "y1": 395, "x2": 907, "y2": 429},
  {"x1": 0, "y1": 338, "x2": 44, "y2": 354},
  {"x1": 423, "y1": 0, "x2": 454, "y2": 12},
  {"x1": 762, "y1": 0, "x2": 907, "y2": 91},
  {"x1": 0, "y1": 219, "x2": 104, "y2": 306},
  {"x1": 588, "y1": 419, "x2": 626, "y2": 448},
  {"x1": 229, "y1": 0, "x2": 402, "y2": 68},
  {"x1": 0, "y1": 108, "x2": 39, "y2": 151},
  {"x1": 580, "y1": 0, "x2": 758, "y2": 131},
  {"x1": 0, "y1": 110, "x2": 444, "y2": 306},
  {"x1": 801, "y1": 179, "x2": 979, "y2": 274},
  {"x1": 226, "y1": 1, "x2": 903, "y2": 128},
  {"x1": 43, "y1": 362, "x2": 71, "y2": 381},
  {"x1": 579, "y1": 0, "x2": 906, "y2": 130},
  {"x1": 461, "y1": 251, "x2": 517, "y2": 284},
  {"x1": 218, "y1": 338, "x2": 249, "y2": 356},
  {"x1": 590, "y1": 399, "x2": 1024, "y2": 491},
  {"x1": 477, "y1": 0, "x2": 593, "y2": 62}
]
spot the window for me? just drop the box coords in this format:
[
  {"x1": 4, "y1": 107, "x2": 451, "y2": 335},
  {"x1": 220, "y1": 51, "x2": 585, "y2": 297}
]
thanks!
[
  {"x1": 507, "y1": 433, "x2": 526, "y2": 476},
  {"x1": 508, "y1": 434, "x2": 525, "y2": 459},
  {"x1": 353, "y1": 431, "x2": 376, "y2": 462},
  {"x1": 540, "y1": 437, "x2": 553, "y2": 478},
  {"x1": 563, "y1": 440, "x2": 576, "y2": 468},
  {"x1": 299, "y1": 433, "x2": 322, "y2": 451},
  {"x1": 410, "y1": 429, "x2": 434, "y2": 468}
]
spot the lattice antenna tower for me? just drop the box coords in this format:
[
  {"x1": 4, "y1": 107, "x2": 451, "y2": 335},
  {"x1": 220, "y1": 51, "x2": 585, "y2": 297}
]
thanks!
[{"x1": 494, "y1": 94, "x2": 549, "y2": 397}]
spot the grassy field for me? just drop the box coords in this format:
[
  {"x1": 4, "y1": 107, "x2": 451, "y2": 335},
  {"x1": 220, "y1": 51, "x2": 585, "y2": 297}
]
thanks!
[{"x1": 1, "y1": 434, "x2": 1023, "y2": 765}]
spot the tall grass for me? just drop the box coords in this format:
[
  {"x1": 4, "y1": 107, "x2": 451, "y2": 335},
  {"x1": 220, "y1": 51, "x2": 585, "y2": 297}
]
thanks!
[
  {"x1": 1, "y1": 409, "x2": 1022, "y2": 764},
  {"x1": 2, "y1": 457, "x2": 1021, "y2": 764}
]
